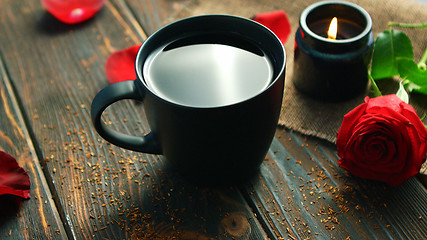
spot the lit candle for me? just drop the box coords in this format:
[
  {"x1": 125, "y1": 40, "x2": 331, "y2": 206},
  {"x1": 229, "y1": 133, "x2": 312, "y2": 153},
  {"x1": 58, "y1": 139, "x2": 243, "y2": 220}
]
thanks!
[{"x1": 293, "y1": 1, "x2": 373, "y2": 101}]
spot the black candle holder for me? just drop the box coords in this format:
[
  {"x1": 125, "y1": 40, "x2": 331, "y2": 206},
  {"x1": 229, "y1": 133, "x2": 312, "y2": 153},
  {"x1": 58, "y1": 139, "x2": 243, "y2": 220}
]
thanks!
[{"x1": 293, "y1": 1, "x2": 373, "y2": 101}]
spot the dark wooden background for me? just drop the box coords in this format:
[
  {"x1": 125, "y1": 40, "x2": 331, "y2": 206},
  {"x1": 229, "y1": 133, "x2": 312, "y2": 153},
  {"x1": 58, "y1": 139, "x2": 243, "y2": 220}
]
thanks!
[{"x1": 0, "y1": 0, "x2": 426, "y2": 239}]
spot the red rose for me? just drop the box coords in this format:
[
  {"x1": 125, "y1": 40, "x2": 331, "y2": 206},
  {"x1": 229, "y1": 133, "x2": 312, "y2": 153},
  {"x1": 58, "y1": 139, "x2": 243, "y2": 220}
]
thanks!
[{"x1": 337, "y1": 94, "x2": 427, "y2": 186}]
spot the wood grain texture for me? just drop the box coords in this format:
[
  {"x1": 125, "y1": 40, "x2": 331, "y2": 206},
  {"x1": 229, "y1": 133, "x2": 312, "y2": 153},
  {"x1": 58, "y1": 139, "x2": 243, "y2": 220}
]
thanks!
[
  {"x1": 0, "y1": 56, "x2": 66, "y2": 239},
  {"x1": 121, "y1": 0, "x2": 191, "y2": 35},
  {"x1": 244, "y1": 128, "x2": 427, "y2": 239},
  {"x1": 0, "y1": 0, "x2": 267, "y2": 239}
]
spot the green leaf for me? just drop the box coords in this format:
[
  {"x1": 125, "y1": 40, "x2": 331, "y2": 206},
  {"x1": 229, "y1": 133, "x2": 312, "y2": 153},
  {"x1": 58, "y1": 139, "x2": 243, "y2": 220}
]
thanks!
[
  {"x1": 396, "y1": 81, "x2": 409, "y2": 103},
  {"x1": 414, "y1": 84, "x2": 427, "y2": 95},
  {"x1": 405, "y1": 80, "x2": 427, "y2": 95},
  {"x1": 397, "y1": 58, "x2": 427, "y2": 86},
  {"x1": 370, "y1": 29, "x2": 413, "y2": 79},
  {"x1": 404, "y1": 81, "x2": 421, "y2": 92},
  {"x1": 417, "y1": 47, "x2": 427, "y2": 70}
]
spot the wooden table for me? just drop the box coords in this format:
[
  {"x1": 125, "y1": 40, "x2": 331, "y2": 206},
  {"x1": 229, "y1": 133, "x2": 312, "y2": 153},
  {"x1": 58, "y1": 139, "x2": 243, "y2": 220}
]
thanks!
[{"x1": 1, "y1": 0, "x2": 426, "y2": 239}]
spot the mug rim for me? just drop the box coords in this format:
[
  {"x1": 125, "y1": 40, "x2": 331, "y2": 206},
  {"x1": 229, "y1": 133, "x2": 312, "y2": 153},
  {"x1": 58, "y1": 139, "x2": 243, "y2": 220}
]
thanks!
[{"x1": 134, "y1": 14, "x2": 286, "y2": 109}]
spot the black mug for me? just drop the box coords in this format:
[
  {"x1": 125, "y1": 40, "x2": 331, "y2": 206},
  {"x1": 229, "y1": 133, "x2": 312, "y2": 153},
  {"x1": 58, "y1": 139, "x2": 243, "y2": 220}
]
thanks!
[{"x1": 91, "y1": 15, "x2": 286, "y2": 185}]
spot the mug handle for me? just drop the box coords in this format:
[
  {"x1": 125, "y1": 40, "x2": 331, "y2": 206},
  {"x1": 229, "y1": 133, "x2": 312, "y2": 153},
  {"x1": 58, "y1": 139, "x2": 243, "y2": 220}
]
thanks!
[{"x1": 91, "y1": 80, "x2": 161, "y2": 154}]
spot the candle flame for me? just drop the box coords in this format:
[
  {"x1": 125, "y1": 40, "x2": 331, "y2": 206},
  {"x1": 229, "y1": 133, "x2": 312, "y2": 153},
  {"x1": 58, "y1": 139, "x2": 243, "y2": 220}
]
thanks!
[{"x1": 327, "y1": 17, "x2": 338, "y2": 40}]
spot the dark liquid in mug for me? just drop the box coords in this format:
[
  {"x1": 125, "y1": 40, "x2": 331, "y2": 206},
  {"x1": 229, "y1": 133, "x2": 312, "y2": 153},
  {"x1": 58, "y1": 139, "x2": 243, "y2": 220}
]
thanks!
[{"x1": 143, "y1": 41, "x2": 273, "y2": 107}]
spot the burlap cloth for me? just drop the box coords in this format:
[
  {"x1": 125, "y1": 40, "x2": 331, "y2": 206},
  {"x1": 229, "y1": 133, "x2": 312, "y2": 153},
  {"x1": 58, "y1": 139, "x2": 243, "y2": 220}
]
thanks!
[{"x1": 169, "y1": 0, "x2": 427, "y2": 174}]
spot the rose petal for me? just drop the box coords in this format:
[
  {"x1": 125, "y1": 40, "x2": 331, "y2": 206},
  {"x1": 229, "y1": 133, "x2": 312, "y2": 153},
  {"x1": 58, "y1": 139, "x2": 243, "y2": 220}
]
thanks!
[
  {"x1": 336, "y1": 101, "x2": 368, "y2": 154},
  {"x1": 41, "y1": 0, "x2": 105, "y2": 24},
  {"x1": 364, "y1": 95, "x2": 402, "y2": 113},
  {"x1": 105, "y1": 44, "x2": 141, "y2": 84},
  {"x1": 0, "y1": 151, "x2": 30, "y2": 199},
  {"x1": 253, "y1": 10, "x2": 292, "y2": 44},
  {"x1": 363, "y1": 136, "x2": 389, "y2": 161},
  {"x1": 399, "y1": 101, "x2": 427, "y2": 163},
  {"x1": 346, "y1": 116, "x2": 404, "y2": 172}
]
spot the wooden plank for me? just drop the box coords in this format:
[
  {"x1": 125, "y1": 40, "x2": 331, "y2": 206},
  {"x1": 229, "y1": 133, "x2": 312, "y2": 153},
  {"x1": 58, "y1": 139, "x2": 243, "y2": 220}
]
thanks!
[
  {"x1": 0, "y1": 0, "x2": 268, "y2": 239},
  {"x1": 121, "y1": 0, "x2": 192, "y2": 35},
  {"x1": 244, "y1": 127, "x2": 427, "y2": 239},
  {"x1": 0, "y1": 56, "x2": 66, "y2": 238}
]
